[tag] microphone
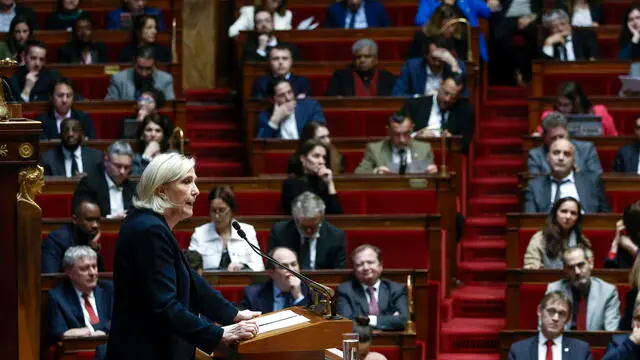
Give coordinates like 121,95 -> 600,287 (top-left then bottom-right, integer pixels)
231,221 -> 341,319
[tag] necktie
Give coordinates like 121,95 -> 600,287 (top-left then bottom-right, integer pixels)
219,247 -> 231,270
552,178 -> 570,204
366,286 -> 379,315
398,149 -> 407,175
348,10 -> 357,29
300,237 -> 311,269
545,339 -> 554,360
576,295 -> 587,330
441,109 -> 449,127
82,293 -> 100,325
70,153 -> 79,177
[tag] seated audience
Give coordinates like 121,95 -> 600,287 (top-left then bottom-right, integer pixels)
287,121 -> 344,175
355,113 -> 437,174
603,300 -> 640,359
605,201 -> 640,269
613,116 -> 640,173
0,0 -> 36,33
618,4 -> 640,60
400,74 -> 474,153
352,317 -> 388,360
10,40 -> 60,103
107,0 -> 165,30
556,0 -> 602,27
105,45 -> 175,100
268,191 -> 346,269
523,138 -> 610,213
251,45 -> 311,99
528,112 -> 602,174
540,9 -> 597,61
326,38 -> 396,97
546,247 -> 621,331
240,247 -> 308,312
74,140 -> 136,219
46,0 -> 86,31
189,186 -> 265,271
182,249 -> 204,276
228,0 -> 292,38
620,257 -> 640,331
408,5 -> 468,61
120,88 -> 171,139
535,82 -> 617,136
38,78 -> 97,140
242,7 -> 299,62
336,244 -> 408,331
58,14 -> 108,64
508,291 -> 593,358
257,79 -> 325,139
281,142 -> 343,215
392,36 -> 464,97
131,114 -> 173,176
41,118 -> 103,178
5,15 -> 33,62
42,197 -> 104,273
47,246 -> 113,360
325,0 -> 391,29
523,196 -> 591,269
119,14 -> 171,63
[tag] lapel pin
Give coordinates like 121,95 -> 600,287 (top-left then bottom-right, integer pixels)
564,348 -> 569,352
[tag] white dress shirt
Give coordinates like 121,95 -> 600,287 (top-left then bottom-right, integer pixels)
62,146 -> 83,177
104,172 -> 125,216
637,151 -> 640,174
550,172 -> 580,203
571,7 -> 593,27
55,109 -> 73,134
542,35 -> 576,61
228,6 -> 292,38
391,146 -> 413,165
256,36 -> 279,58
538,333 -> 563,360
0,4 -> 16,32
361,279 -> 381,327
344,4 -> 368,29
278,112 -> 299,139
74,288 -> 98,333
189,221 -> 265,271
424,65 -> 442,96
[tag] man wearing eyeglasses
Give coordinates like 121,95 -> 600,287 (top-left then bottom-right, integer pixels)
603,301 -> 640,359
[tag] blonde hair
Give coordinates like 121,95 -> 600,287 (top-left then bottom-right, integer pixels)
133,153 -> 196,214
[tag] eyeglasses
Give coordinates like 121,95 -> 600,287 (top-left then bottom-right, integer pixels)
210,207 -> 230,217
545,308 -> 569,319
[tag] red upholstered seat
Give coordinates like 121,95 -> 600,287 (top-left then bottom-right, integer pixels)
597,148 -> 616,172
326,110 -> 393,137
609,109 -> 640,135
217,285 -> 247,305
542,73 -> 626,96
608,190 -> 640,213
40,194 -> 73,218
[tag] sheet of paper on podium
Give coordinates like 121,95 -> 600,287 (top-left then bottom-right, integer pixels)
256,309 -> 310,334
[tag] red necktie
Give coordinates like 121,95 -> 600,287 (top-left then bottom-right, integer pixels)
577,296 -> 587,330
546,339 -> 554,360
366,286 -> 379,315
82,293 -> 100,325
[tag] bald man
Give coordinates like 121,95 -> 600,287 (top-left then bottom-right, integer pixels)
523,138 -> 610,213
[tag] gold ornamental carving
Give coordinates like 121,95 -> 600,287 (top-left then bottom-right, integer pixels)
16,165 -> 44,209
18,142 -> 34,159
0,143 -> 6,157
0,57 -> 18,121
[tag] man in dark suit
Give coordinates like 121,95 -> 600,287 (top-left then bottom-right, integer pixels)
613,116 -> 640,173
326,38 -> 396,97
10,40 -> 60,102
38,78 -> 97,140
603,302 -> 640,360
256,78 -> 326,139
251,45 -> 311,99
47,246 -> 114,360
540,9 -> 598,61
74,140 -> 136,219
507,291 -> 593,359
240,247 -> 309,313
523,138 -> 611,213
336,245 -> 408,331
400,74 -> 474,153
242,8 -> 299,62
41,118 -> 103,178
325,0 -> 391,29
267,192 -> 346,270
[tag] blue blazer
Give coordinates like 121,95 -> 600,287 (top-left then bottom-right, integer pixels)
613,142 -> 640,173
257,99 -> 326,138
251,74 -> 312,99
603,333 -> 640,359
37,109 -> 97,140
239,279 -> 310,313
42,224 -> 106,274
106,7 -> 166,30
105,210 -> 238,360
508,334 -> 593,360
325,0 -> 391,28
414,0 -> 490,61
391,58 -> 466,97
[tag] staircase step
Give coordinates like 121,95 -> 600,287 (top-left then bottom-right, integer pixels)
475,138 -> 523,157
485,86 -> 528,102
195,161 -> 244,177
468,196 -> 520,216
440,318 -> 505,353
469,177 -> 518,197
187,123 -> 241,141
464,216 -> 507,237
474,156 -> 524,176
478,120 -> 528,138
187,105 -> 237,123
451,285 -> 506,318
457,261 -> 507,283
438,353 -> 500,360
461,238 -> 506,261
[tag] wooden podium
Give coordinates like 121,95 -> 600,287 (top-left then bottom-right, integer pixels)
225,307 -> 352,360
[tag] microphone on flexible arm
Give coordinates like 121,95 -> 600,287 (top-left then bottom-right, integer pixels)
231,221 -> 342,320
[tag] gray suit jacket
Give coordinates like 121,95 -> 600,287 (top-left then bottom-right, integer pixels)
41,145 -> 104,177
508,334 -> 593,360
522,171 -> 611,213
104,68 -> 175,101
354,139 -> 434,174
545,277 -> 621,331
528,140 -> 602,175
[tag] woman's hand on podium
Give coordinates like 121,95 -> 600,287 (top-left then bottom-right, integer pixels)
221,320 -> 259,344
234,309 -> 262,322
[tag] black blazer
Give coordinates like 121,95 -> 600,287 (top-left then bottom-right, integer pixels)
9,65 -> 60,102
41,223 -> 106,273
522,171 -> 611,213
541,28 -> 599,60
73,164 -> 136,217
507,334 -> 593,360
105,210 -> 238,360
556,0 -> 602,24
613,142 -> 640,173
118,42 -> 172,63
242,33 -> 300,62
619,287 -> 638,331
41,144 -> 104,177
239,279 -> 310,313
400,95 -> 475,154
251,73 -> 312,98
336,278 -> 408,331
604,238 -> 640,269
267,219 -> 347,270
37,108 -> 97,140
58,41 -> 109,64
280,174 -> 344,215
325,67 -> 396,96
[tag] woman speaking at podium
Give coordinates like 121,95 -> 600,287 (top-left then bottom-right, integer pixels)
106,153 -> 260,360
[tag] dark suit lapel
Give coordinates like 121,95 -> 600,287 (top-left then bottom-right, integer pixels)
295,102 -> 305,134
574,173 -> 589,211
123,180 -> 135,210
44,113 -> 59,138
94,285 -> 106,326
63,281 -> 86,327
377,280 -> 389,313
529,336 -> 538,360
97,171 -> 111,214
541,177 -> 552,212
54,145 -> 67,176
259,281 -> 275,313
285,220 -> 302,254
314,226 -> 328,269
572,35 -> 582,60
420,96 -> 434,130
632,145 -> 640,173
352,280 -> 370,315
561,337 -> 570,360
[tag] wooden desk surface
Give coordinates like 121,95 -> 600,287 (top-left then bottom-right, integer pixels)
531,60 -> 631,97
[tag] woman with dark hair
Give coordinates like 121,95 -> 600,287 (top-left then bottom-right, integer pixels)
523,197 -> 592,269
7,15 -> 34,62
605,201 -> 640,269
121,88 -> 171,138
535,81 -> 618,135
107,0 -> 165,30
46,0 -> 86,30
131,113 -> 174,175
281,139 -> 343,215
118,14 -> 171,62
58,13 -> 107,64
287,121 -> 344,175
407,5 -> 468,60
353,317 -> 388,360
228,0 -> 292,38
619,4 -> 640,59
556,0 -> 602,26
189,186 -> 264,271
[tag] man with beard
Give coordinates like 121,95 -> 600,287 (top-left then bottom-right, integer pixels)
546,247 -> 620,331
58,13 -> 108,64
38,78 -> 97,140
242,7 -> 299,62
326,38 -> 396,97
251,45 -> 311,98
105,45 -> 175,100
41,118 -> 103,177
9,40 -> 60,102
42,197 -> 105,273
